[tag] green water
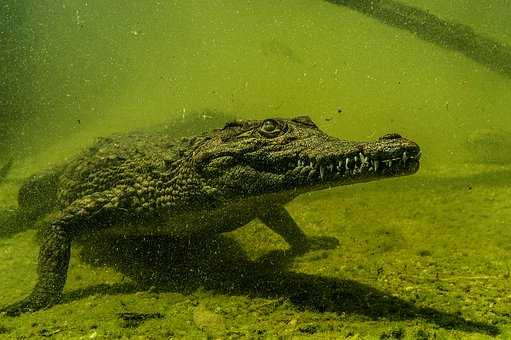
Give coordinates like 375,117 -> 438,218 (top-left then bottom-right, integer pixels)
1,1 -> 511,338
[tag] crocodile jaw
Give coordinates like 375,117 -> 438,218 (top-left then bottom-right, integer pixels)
193,117 -> 421,197
249,134 -> 421,191
284,143 -> 420,190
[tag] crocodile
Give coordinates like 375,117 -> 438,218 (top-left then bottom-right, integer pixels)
1,115 -> 420,315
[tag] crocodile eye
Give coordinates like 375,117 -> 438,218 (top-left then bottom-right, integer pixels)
260,119 -> 281,137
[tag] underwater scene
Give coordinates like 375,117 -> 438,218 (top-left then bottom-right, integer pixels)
1,1 -> 511,338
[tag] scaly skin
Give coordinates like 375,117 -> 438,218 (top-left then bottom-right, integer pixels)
1,116 -> 420,315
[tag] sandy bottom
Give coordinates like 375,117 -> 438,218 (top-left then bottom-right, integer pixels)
0,162 -> 510,339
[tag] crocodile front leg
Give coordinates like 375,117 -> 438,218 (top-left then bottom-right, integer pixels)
258,204 -> 339,255
3,222 -> 71,315
1,189 -> 128,316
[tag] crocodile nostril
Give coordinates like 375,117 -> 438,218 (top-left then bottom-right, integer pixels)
379,133 -> 402,140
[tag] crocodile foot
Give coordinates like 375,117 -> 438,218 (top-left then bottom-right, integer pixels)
256,236 -> 340,268
1,294 -> 60,316
305,235 -> 340,251
290,235 -> 340,255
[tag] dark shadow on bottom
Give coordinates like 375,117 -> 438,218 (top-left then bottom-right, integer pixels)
68,234 -> 499,336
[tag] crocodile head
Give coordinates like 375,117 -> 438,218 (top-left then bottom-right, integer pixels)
192,116 -> 420,198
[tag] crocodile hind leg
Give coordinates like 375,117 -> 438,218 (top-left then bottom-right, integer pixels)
258,204 -> 339,255
1,189 -> 127,315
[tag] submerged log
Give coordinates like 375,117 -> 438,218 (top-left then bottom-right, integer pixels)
326,0 -> 511,78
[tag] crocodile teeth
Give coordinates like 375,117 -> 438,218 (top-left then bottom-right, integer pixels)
374,160 -> 379,172
319,166 -> 325,180
345,158 -> 350,170
307,169 -> 317,180
402,151 -> 408,163
354,164 -> 362,174
300,167 -> 310,176
359,152 -> 369,168
327,164 -> 334,172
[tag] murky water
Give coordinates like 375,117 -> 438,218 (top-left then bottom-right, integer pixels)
1,1 -> 510,338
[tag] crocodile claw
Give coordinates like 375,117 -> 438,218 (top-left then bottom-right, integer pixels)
1,294 -> 59,316
304,236 -> 340,251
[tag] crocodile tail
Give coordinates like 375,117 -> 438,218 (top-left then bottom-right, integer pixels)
0,159 -> 13,184
1,160 -> 59,237
18,170 -> 60,215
